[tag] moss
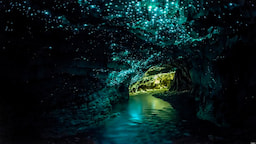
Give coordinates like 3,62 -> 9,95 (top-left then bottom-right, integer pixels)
144,66 -> 173,77
129,69 -> 175,93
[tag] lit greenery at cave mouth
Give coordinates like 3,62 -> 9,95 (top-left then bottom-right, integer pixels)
129,66 -> 175,94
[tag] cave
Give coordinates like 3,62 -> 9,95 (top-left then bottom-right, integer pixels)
1,0 -> 256,143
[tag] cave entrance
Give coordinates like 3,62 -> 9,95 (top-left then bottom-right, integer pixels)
128,65 -> 176,94
128,64 -> 192,95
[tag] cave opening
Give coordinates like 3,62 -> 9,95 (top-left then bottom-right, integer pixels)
128,65 -> 176,94
128,64 -> 192,95
97,64 -> 199,144
127,64 -> 196,124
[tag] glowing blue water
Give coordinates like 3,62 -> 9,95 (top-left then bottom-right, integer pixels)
95,92 -> 183,144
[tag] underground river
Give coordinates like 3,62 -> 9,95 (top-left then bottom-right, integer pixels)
93,91 -> 190,144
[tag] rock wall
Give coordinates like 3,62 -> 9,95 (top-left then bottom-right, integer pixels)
184,1 -> 256,126
0,36 -> 129,138
0,3 -> 129,138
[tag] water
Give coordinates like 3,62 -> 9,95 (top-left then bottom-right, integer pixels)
95,91 -> 185,144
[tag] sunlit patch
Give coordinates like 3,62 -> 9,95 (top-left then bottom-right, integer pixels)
129,66 -> 176,94
154,79 -> 160,84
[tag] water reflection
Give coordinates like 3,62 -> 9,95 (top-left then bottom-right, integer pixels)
128,97 -> 143,122
96,92 -> 180,144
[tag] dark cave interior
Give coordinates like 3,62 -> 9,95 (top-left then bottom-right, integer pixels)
1,0 -> 256,143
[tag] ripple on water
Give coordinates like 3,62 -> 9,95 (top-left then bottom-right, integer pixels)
95,92 -> 183,144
